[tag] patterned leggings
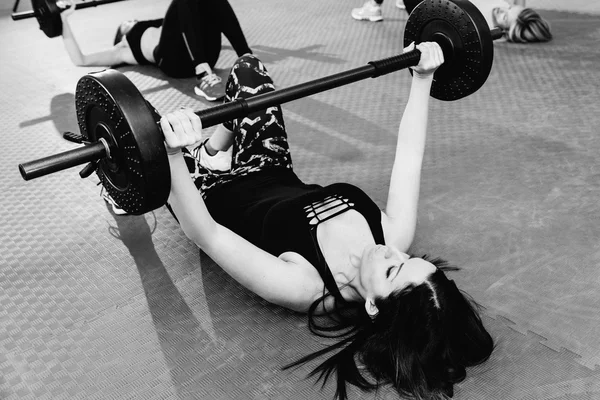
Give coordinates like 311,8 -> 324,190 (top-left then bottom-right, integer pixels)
182,55 -> 294,198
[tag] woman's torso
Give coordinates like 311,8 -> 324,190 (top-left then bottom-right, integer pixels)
123,19 -> 163,64
212,172 -> 388,301
140,26 -> 162,63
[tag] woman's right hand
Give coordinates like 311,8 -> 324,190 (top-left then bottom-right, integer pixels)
404,41 -> 444,77
57,0 -> 76,19
160,108 -> 204,155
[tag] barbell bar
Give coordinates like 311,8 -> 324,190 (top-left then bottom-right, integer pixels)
18,0 -> 503,215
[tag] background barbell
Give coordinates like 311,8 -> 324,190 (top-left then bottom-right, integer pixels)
12,0 -> 127,38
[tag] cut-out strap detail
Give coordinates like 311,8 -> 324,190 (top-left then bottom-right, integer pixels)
303,195 -> 355,226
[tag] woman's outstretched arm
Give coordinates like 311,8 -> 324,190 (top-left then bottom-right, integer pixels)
162,110 -> 321,312
383,42 -> 444,251
60,1 -> 135,67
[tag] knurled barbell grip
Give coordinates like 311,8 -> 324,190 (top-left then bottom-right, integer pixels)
369,29 -> 503,79
369,51 -> 422,78
19,141 -> 107,180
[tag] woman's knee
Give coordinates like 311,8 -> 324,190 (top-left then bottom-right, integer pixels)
225,54 -> 275,100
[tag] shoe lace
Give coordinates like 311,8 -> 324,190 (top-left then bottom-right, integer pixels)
202,73 -> 222,87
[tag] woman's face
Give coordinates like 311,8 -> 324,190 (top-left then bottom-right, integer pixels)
492,4 -> 524,30
359,245 -> 436,298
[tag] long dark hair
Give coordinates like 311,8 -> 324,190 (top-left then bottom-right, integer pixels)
284,257 -> 494,400
508,8 -> 552,43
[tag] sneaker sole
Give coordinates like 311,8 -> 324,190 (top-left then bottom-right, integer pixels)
351,14 -> 383,22
102,194 -> 128,215
194,86 -> 225,102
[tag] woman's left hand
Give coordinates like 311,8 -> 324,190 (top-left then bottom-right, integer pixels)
404,41 -> 445,77
57,0 -> 76,19
160,108 -> 204,155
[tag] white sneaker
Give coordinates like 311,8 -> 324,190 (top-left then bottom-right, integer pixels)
351,0 -> 383,22
194,73 -> 226,102
101,188 -> 128,215
199,143 -> 232,172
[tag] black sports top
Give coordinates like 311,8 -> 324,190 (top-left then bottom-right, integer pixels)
125,19 -> 163,65
205,169 -> 386,300
206,169 -> 385,301
261,181 -> 386,300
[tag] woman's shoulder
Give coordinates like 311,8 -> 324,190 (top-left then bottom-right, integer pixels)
322,182 -> 375,203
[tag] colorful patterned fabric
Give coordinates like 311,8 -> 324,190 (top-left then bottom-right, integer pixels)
183,55 -> 294,198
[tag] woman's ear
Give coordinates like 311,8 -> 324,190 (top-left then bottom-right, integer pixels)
365,297 -> 379,318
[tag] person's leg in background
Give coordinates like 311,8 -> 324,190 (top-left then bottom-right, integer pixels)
192,0 -> 253,101
351,0 -> 384,22
215,0 -> 252,60
154,0 -> 251,101
351,0 -> 408,22
189,0 -> 253,101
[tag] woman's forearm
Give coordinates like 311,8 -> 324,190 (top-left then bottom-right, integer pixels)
384,73 -> 434,247
207,125 -> 235,152
396,74 -> 434,158
61,17 -> 87,66
167,152 -> 218,248
61,15 -> 127,67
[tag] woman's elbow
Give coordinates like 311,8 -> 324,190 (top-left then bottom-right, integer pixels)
69,55 -> 89,67
183,228 -> 212,251
182,220 -> 220,251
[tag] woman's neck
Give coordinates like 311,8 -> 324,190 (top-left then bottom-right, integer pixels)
332,256 -> 367,302
316,209 -> 374,302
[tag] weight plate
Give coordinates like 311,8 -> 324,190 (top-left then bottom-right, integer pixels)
404,0 -> 494,101
75,69 -> 170,215
32,0 -> 63,38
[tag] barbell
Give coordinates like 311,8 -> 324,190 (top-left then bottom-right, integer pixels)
12,0 -> 127,38
18,0 -> 503,215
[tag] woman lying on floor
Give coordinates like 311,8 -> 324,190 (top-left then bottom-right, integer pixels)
352,0 -> 552,43
59,0 -> 252,101
157,43 -> 494,399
